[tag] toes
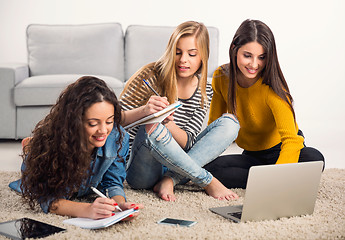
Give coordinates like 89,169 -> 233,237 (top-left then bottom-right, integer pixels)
161,194 -> 171,201
159,193 -> 176,202
168,194 -> 176,202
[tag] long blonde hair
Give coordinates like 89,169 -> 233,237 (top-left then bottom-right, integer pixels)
122,21 -> 210,106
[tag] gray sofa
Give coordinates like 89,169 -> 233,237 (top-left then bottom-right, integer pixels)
0,23 -> 219,139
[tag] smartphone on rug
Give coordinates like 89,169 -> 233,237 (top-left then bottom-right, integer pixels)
0,217 -> 65,240
157,218 -> 197,227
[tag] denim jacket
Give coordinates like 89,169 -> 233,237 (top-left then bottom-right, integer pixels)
9,126 -> 129,213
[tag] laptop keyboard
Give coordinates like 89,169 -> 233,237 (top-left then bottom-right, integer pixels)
227,211 -> 242,219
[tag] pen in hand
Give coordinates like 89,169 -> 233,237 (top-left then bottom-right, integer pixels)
143,79 -> 160,96
91,186 -> 122,212
143,78 -> 172,123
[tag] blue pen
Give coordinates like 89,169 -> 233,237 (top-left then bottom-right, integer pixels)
143,79 -> 160,96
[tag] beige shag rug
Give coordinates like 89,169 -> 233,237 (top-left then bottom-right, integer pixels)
0,169 -> 344,240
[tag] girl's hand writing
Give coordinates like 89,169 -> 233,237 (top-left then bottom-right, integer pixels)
87,197 -> 118,219
143,96 -> 169,116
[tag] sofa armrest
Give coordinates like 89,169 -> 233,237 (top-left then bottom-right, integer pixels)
0,63 -> 29,138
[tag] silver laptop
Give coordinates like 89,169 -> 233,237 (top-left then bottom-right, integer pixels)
209,161 -> 324,223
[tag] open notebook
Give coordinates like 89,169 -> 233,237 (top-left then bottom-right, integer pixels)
63,208 -> 138,229
124,101 -> 182,130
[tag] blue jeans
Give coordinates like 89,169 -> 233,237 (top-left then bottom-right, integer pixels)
126,115 -> 240,189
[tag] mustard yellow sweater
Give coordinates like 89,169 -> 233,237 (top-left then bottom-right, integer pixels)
208,66 -> 304,164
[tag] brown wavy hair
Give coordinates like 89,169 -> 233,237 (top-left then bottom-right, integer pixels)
228,19 -> 295,119
20,76 -> 124,210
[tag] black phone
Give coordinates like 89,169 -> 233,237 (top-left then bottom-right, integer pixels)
0,218 -> 65,240
157,218 -> 197,227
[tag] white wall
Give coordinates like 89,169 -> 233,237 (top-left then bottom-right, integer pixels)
0,0 -> 344,168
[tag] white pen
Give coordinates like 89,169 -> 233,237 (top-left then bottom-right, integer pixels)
91,186 -> 122,212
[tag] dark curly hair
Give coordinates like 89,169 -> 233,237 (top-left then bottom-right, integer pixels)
20,76 -> 124,210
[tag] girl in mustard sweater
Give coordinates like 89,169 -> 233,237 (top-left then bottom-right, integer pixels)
204,19 -> 324,188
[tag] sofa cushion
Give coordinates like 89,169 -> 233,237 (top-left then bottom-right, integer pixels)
14,75 -> 124,106
27,23 -> 125,81
124,25 -> 219,80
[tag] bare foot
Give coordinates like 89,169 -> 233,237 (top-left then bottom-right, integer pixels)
204,177 -> 239,200
153,177 -> 176,201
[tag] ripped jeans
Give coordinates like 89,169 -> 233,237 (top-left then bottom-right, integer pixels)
126,115 -> 240,189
